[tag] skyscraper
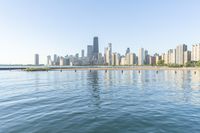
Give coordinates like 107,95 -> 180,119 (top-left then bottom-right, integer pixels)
130,53 -> 136,65
87,45 -> 93,59
191,44 -> 200,61
176,44 -> 187,65
112,53 -> 116,66
138,48 -> 144,65
53,54 -> 57,65
116,53 -> 121,66
47,55 -> 52,66
105,43 -> 112,65
93,36 -> 99,60
34,54 -> 39,66
168,49 -> 176,64
81,49 -> 84,58
145,50 -> 149,64
184,51 -> 191,64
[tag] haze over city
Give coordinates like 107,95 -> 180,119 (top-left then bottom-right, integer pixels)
1,0 -> 200,64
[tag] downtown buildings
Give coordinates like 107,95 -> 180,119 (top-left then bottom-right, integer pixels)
36,36 -> 200,66
34,54 -> 39,66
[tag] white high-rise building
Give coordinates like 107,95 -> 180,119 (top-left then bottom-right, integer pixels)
168,49 -> 173,64
163,53 -> 169,65
191,44 -> 200,61
176,44 -> 187,65
34,54 -> 39,66
120,57 -> 126,65
60,56 -> 67,66
138,48 -> 145,65
155,55 -> 161,65
168,49 -> 176,64
105,43 -> 112,65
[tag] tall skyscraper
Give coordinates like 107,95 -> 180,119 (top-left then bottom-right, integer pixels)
93,36 -> 99,59
34,54 -> 39,66
138,48 -> 145,65
87,45 -> 93,59
176,44 -> 187,65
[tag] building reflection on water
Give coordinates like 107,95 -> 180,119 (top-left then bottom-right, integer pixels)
85,69 -> 200,106
87,70 -> 101,107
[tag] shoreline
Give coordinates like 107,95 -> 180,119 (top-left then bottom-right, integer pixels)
1,66 -> 200,71
52,66 -> 200,71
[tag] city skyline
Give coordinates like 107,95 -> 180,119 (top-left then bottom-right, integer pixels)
40,36 -> 199,67
1,0 -> 200,64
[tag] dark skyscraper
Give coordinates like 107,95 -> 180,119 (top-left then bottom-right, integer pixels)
93,36 -> 99,59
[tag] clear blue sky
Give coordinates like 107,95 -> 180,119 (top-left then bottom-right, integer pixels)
0,0 -> 200,64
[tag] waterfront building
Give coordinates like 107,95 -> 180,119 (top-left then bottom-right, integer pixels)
120,56 -> 126,65
112,53 -> 116,66
155,55 -> 161,65
176,44 -> 187,65
138,48 -> 145,65
105,43 -> 112,65
47,55 -> 52,66
144,50 -> 149,64
116,53 -> 121,66
97,53 -> 104,65
168,49 -> 176,64
130,53 -> 136,65
164,52 -> 169,64
191,44 -> 200,61
149,56 -> 156,65
81,49 -> 84,58
87,45 -> 93,60
184,51 -> 191,64
161,53 -> 165,61
93,36 -> 99,60
60,56 -> 66,66
34,54 -> 39,66
125,53 -> 130,65
53,54 -> 57,65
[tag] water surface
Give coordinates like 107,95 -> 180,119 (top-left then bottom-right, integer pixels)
0,70 -> 200,133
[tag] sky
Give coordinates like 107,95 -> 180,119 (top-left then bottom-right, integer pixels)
0,0 -> 200,64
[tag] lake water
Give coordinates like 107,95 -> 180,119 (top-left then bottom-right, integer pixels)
0,70 -> 200,133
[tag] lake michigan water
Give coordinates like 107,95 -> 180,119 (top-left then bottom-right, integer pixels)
0,70 -> 200,133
